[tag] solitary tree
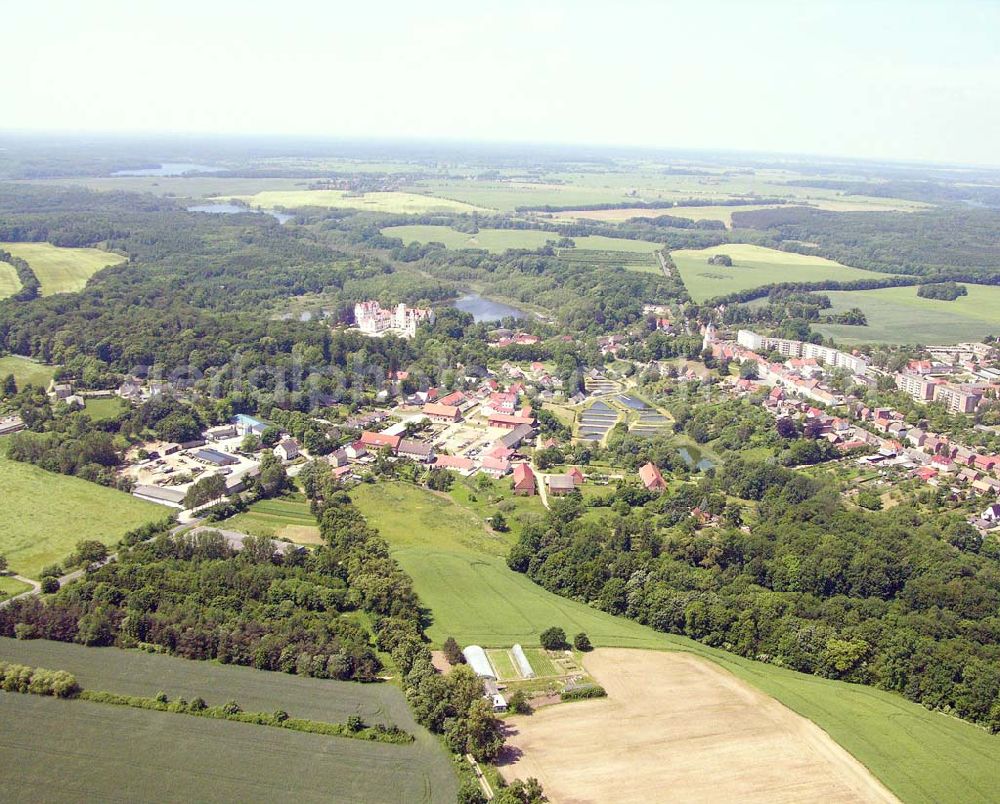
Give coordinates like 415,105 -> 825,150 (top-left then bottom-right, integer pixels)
573,632 -> 593,652
443,636 -> 464,665
539,627 -> 567,650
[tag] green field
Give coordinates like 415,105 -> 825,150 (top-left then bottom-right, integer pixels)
384,225 -> 560,252
814,283 -> 1000,345
218,189 -> 486,214
671,243 -> 880,302
0,638 -> 456,803
0,242 -> 127,295
222,493 -> 321,543
0,453 -> 166,579
80,396 -> 128,421
557,249 -> 661,275
0,355 -> 56,390
0,261 -> 20,299
351,480 -> 1000,804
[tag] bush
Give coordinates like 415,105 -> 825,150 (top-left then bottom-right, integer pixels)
539,627 -> 567,650
346,715 -> 364,732
40,577 -> 60,594
507,688 -> 533,715
573,632 -> 592,652
560,684 -> 607,702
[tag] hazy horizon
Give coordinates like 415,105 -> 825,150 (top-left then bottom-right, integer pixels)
7,0 -> 1000,166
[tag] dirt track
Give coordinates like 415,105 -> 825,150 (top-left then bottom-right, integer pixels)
499,648 -> 898,804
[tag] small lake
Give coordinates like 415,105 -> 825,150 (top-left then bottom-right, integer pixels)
187,203 -> 293,224
452,293 -> 527,322
678,446 -> 715,472
112,162 -> 221,176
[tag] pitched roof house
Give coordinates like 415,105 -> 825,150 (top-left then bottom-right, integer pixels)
639,462 -> 666,491
512,463 -> 536,495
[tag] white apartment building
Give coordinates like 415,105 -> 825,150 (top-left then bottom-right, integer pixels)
896,373 -> 935,401
736,330 -> 868,375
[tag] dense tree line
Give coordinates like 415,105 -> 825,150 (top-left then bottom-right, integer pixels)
0,249 -> 40,301
917,281 -> 968,301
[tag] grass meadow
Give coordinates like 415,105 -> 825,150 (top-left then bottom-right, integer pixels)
0,242 -> 127,295
0,638 -> 456,803
0,452 -> 165,579
219,189 -> 485,214
814,283 -> 1000,345
0,355 -> 56,389
222,493 -> 321,543
0,576 -> 32,599
671,243 -> 880,302
0,262 -> 20,299
350,480 -> 1000,804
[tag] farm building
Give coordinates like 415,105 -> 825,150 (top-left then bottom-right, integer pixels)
234,414 -> 268,437
132,485 -> 187,508
205,424 -> 237,441
434,454 -> 476,473
547,475 -> 576,496
193,448 -> 240,466
511,644 -> 535,678
499,422 -> 536,450
423,402 -> 462,423
512,462 -> 536,495
462,645 -> 497,679
360,431 -> 402,452
398,439 -> 435,462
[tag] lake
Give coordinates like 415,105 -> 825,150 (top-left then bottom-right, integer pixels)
112,162 -> 221,176
678,446 -> 715,472
187,203 -> 293,224
452,293 -> 527,322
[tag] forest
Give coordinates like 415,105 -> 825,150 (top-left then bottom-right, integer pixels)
507,459 -> 1000,731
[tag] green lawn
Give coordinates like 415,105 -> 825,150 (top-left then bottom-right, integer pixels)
0,242 -> 127,295
814,283 -> 1000,345
0,261 -> 20,299
0,355 -> 56,390
0,452 -> 166,579
218,189 -> 486,214
81,396 -> 129,422
350,480 -> 1000,804
671,243 -> 881,302
0,576 -> 32,599
222,493 -> 321,543
485,649 -> 517,680
0,638 -> 456,803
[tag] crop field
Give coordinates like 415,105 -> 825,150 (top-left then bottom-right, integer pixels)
0,355 -> 56,389
20,176 -> 314,198
222,493 -> 321,544
0,639 -> 456,803
0,453 -> 165,579
218,189 -> 486,214
0,242 -> 127,295
384,225 -> 559,252
351,480 -> 1000,803
501,649 -> 896,804
557,249 -> 661,275
671,243 -> 879,302
814,284 -> 1000,345
554,204 -> 789,225
0,262 -> 20,299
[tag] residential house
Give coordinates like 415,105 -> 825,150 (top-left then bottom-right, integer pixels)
274,438 -> 300,462
345,440 -> 368,460
479,455 -> 511,478
360,431 -> 402,453
547,475 -> 576,496
423,402 -> 462,423
434,454 -> 475,473
398,439 -> 434,462
639,462 -> 666,491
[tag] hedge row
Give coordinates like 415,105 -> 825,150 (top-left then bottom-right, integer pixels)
560,685 -> 607,701
78,690 -> 412,744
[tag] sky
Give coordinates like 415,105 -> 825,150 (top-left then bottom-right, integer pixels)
5,0 -> 1000,165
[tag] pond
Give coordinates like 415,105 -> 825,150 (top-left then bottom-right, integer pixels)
452,293 -> 527,322
187,203 -> 293,224
678,446 -> 715,472
112,162 -> 221,176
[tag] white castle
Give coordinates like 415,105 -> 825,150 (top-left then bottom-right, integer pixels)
354,300 -> 434,339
